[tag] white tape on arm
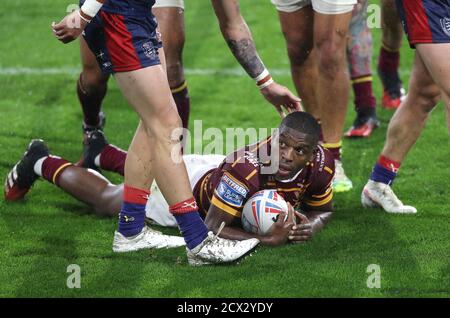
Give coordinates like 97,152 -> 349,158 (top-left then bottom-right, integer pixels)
80,0 -> 104,19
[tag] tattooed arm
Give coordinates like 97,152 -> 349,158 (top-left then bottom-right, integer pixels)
211,0 -> 302,116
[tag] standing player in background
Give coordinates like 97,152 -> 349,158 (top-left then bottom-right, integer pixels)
377,0 -> 406,110
271,0 -> 356,192
362,0 -> 450,213
345,0 -> 379,138
78,0 -> 302,144
51,0 -> 260,265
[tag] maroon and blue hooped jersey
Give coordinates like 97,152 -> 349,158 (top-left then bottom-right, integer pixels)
80,0 -> 161,74
396,0 -> 450,47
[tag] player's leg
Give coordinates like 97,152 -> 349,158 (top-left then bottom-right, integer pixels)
80,130 -> 126,176
377,0 -> 405,109
115,67 -> 259,263
345,0 -> 379,138
3,139 -> 120,217
87,10 -> 258,261
153,2 -> 190,129
78,37 -> 109,132
3,139 -> 185,248
312,0 -> 355,192
276,4 -> 319,119
415,43 -> 450,133
362,52 -> 441,213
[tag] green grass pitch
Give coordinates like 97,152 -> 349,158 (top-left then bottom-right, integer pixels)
0,0 -> 449,297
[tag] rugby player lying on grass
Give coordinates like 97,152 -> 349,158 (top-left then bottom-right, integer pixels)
5,112 -> 334,246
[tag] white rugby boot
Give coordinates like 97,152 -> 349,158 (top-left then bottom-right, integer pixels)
113,226 -> 186,252
361,180 -> 417,214
187,223 -> 260,266
332,160 -> 353,193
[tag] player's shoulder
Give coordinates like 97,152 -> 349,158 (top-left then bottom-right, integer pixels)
222,150 -> 262,184
312,145 -> 335,177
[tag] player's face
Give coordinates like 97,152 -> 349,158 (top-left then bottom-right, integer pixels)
275,126 -> 316,181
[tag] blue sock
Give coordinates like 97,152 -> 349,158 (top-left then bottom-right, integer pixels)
118,185 -> 148,237
174,213 -> 208,250
370,163 -> 397,185
170,198 -> 208,250
118,201 -> 146,237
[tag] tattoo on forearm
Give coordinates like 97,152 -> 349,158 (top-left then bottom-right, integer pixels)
227,38 -> 265,78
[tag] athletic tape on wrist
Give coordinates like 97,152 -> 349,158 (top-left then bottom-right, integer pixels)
81,0 -> 103,18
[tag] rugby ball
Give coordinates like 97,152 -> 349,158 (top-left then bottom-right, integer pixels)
241,190 -> 288,235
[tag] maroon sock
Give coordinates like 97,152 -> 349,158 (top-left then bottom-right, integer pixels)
171,82 -> 190,129
42,156 -> 72,186
378,46 -> 400,75
352,77 -> 376,112
99,144 -> 126,176
77,74 -> 107,127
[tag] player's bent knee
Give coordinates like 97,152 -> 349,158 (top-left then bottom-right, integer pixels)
165,61 -> 185,88
144,107 -> 183,139
80,71 -> 109,95
416,86 -> 441,112
286,44 -> 313,66
316,44 -> 346,77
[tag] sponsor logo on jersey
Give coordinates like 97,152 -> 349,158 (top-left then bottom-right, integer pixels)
216,174 -> 248,207
244,151 -> 260,168
440,18 -> 450,37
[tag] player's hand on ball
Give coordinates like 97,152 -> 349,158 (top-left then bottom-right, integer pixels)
266,202 -> 296,246
260,82 -> 302,118
52,10 -> 88,44
289,210 -> 313,243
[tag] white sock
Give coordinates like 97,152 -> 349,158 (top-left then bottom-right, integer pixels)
33,157 -> 47,177
94,154 -> 101,168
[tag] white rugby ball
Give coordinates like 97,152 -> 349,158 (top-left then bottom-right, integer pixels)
241,190 -> 288,235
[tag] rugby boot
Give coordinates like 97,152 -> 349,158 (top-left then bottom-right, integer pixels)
361,180 -> 417,213
112,226 -> 186,252
187,222 -> 260,266
4,139 -> 49,201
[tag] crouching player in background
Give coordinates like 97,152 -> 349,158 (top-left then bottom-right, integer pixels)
5,112 -> 334,248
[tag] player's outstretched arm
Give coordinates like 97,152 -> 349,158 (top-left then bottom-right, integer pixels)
289,202 -> 333,243
52,0 -> 105,44
204,203 -> 295,246
211,0 -> 302,117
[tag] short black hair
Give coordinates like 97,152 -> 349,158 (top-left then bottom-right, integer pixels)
280,111 -> 321,144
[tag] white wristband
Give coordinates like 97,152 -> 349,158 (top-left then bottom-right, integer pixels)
258,78 -> 274,90
81,0 -> 103,18
253,68 -> 269,82
77,10 -> 91,23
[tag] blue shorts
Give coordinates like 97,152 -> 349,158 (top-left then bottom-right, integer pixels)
82,10 -> 162,74
396,0 -> 450,48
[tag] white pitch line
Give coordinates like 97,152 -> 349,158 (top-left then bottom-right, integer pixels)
0,67 -> 291,77
0,66 -> 411,77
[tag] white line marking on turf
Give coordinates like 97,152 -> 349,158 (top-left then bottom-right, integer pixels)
0,67 -> 290,76
0,67 -> 411,77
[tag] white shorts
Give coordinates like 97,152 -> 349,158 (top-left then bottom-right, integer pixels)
153,0 -> 185,9
271,0 -> 356,14
145,154 -> 225,228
